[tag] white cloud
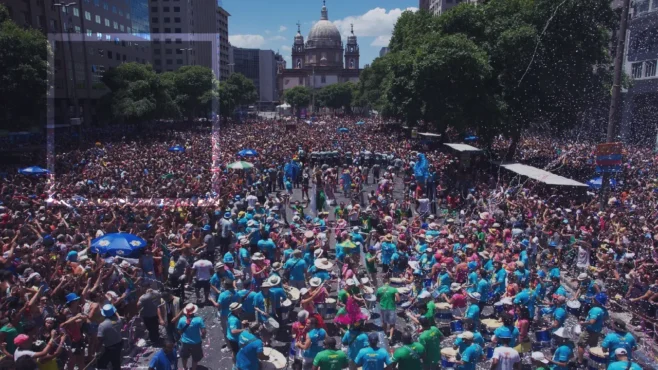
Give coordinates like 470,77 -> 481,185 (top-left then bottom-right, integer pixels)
268,35 -> 286,42
370,35 -> 391,47
265,30 -> 271,35
281,45 -> 292,52
279,26 -> 287,33
229,34 -> 266,49
333,7 -> 418,44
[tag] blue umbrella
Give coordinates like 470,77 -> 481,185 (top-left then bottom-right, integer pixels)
238,149 -> 259,157
356,121 -> 365,125
464,136 -> 478,142
168,145 -> 185,152
338,128 -> 349,133
587,177 -> 617,190
18,166 -> 50,176
90,233 -> 147,256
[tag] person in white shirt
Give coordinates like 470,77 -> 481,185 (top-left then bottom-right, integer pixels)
192,254 -> 213,303
246,193 -> 258,209
491,333 -> 521,370
415,191 -> 430,219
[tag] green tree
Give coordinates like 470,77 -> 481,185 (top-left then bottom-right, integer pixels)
173,65 -> 214,121
318,82 -> 354,112
353,55 -> 394,115
217,73 -> 257,121
283,86 -> 311,117
0,4 -> 50,131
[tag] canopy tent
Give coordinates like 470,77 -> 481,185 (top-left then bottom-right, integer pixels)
587,177 -> 618,189
276,103 -> 291,109
500,163 -> 588,187
418,132 -> 442,138
18,166 -> 50,176
443,143 -> 483,152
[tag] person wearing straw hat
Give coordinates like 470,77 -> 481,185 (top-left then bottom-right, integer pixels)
453,329 -> 482,370
530,351 -> 550,370
607,348 -> 642,370
309,257 -> 333,282
227,302 -> 246,362
262,275 -> 287,323
577,292 -> 609,365
96,304 -> 124,370
380,234 -> 396,275
177,303 -> 206,370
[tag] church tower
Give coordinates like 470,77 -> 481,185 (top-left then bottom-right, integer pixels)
292,22 -> 305,69
344,24 -> 360,70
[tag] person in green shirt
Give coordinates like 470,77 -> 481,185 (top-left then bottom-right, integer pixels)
376,276 -> 399,341
313,337 -> 349,370
365,246 -> 379,286
392,332 -> 425,370
531,351 -> 551,370
418,317 -> 443,370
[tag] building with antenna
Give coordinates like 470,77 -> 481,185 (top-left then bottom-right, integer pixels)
278,1 -> 361,110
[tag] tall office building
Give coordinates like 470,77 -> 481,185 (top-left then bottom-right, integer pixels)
149,0 -> 228,78
233,47 -> 278,110
3,0 -> 152,125
379,47 -> 390,57
621,0 -> 658,143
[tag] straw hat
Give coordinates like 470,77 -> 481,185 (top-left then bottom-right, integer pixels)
450,283 -> 462,292
384,234 -> 393,242
184,303 -> 199,315
229,302 -> 242,312
309,277 -> 322,287
268,275 -> 282,286
314,258 -> 334,270
252,252 -> 265,261
304,231 -> 315,239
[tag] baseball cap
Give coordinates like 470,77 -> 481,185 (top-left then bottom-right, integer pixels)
531,352 -> 549,364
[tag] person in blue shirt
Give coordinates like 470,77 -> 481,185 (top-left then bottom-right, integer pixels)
601,319 -> 637,362
577,292 -> 609,364
226,303 -> 245,361
436,264 -> 452,294
491,260 -> 507,300
299,317 -> 327,368
513,288 -> 535,320
607,348 -> 642,370
492,314 -> 520,348
458,292 -> 481,329
237,279 -> 257,321
236,322 -> 270,370
342,321 -> 369,367
550,329 -> 574,370
476,269 -> 491,307
257,236 -> 277,261
380,234 -> 397,274
454,333 -> 482,370
262,276 -> 287,322
350,226 -> 365,245
453,320 -> 485,351
148,340 -> 178,370
177,304 -> 206,370
355,332 -> 392,370
217,281 -> 238,342
284,250 -> 308,289
550,296 -> 568,331
466,263 -> 478,293
513,261 -> 530,288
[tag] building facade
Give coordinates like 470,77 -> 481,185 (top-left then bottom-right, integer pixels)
278,2 -> 360,109
149,0 -> 228,78
232,47 -> 278,110
379,47 -> 390,57
3,0 -> 152,125
621,0 -> 658,144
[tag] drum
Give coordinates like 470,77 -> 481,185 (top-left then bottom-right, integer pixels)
440,348 -> 457,370
390,277 -> 405,286
286,286 -> 301,304
493,301 -> 505,315
567,300 -> 581,317
397,287 -> 411,304
481,319 -> 503,342
534,328 -> 551,348
481,305 -> 495,318
281,299 -> 293,321
324,298 -> 337,319
263,317 -> 280,333
423,278 -> 433,289
450,320 -> 463,334
588,347 -> 608,370
234,269 -> 244,279
400,301 -> 413,312
364,293 -> 377,303
363,286 -> 374,295
264,347 -> 287,370
435,302 -> 453,324
486,346 -> 495,359
360,307 -> 371,321
289,340 -> 301,360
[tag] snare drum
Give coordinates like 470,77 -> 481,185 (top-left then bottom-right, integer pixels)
440,348 -> 457,370
534,328 -> 551,348
566,300 -> 581,317
486,346 -> 495,359
400,301 -> 413,313
588,347 -> 608,370
324,298 -> 337,320
450,320 -> 463,334
263,317 -> 280,333
423,278 -> 433,289
435,302 -> 452,324
360,307 -> 371,321
493,301 -> 505,315
286,286 -> 301,305
397,287 -> 411,304
390,277 -> 405,286
289,340 -> 301,360
281,299 -> 293,321
481,319 -> 503,342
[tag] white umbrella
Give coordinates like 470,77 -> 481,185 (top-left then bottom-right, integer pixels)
227,161 -> 254,170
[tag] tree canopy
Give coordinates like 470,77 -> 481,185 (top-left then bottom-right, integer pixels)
283,86 -> 311,117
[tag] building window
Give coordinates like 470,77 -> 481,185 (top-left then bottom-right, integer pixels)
174,17 -> 181,22
152,27 -> 159,33
111,5 -> 116,13
151,6 -> 158,12
97,32 -> 102,39
321,75 -> 326,83
126,13 -> 130,19
85,11 -> 91,20
75,26 -> 81,33
120,25 -> 124,31
151,17 -> 158,23
95,15 -> 101,24
113,21 -> 118,29
175,38 -> 182,44
175,27 -> 181,33
86,29 -> 92,36
163,7 -> 170,12
176,49 -> 182,54
107,51 -> 113,59
116,53 -> 120,60
93,0 -> 99,6
165,38 -> 171,44
106,35 -> 111,40
632,62 -> 643,79
165,48 -> 172,54
154,59 -> 161,65
177,59 -> 183,64
645,60 -> 657,78
73,8 -> 79,16
166,59 -> 173,65
164,17 -> 170,22
299,77 -> 303,85
103,2 -> 108,10
174,6 -> 180,12
164,27 -> 171,33
104,18 -> 109,26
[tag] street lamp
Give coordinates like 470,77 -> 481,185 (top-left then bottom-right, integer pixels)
178,48 -> 193,66
53,1 -> 80,126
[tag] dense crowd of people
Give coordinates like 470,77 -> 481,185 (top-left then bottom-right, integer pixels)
0,116 -> 656,370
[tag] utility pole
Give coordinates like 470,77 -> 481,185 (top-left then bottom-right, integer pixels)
601,0 -> 631,210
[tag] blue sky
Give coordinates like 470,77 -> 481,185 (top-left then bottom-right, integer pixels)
224,0 -> 418,67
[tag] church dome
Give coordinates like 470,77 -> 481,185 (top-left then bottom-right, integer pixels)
308,20 -> 341,43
